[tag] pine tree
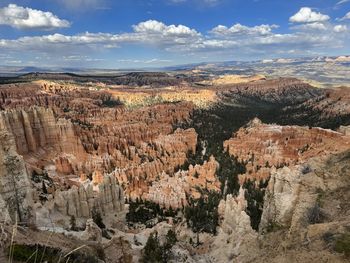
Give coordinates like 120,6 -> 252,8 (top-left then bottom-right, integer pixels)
70,215 -> 77,231
92,208 -> 106,229
141,232 -> 162,263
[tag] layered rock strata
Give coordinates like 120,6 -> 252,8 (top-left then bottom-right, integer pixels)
146,156 -> 220,208
224,118 -> 350,182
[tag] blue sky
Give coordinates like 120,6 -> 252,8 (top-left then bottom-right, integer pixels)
0,0 -> 350,68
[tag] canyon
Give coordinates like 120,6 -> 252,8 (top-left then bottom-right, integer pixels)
0,72 -> 350,262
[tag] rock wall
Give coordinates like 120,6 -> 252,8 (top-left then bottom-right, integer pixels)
0,106 -> 85,156
0,131 -> 33,224
52,174 -> 124,218
210,188 -> 259,262
34,174 -> 125,228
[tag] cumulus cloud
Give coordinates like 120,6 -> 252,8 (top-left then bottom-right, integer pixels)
0,16 -> 349,66
289,7 -> 330,23
0,4 -> 70,30
133,20 -> 200,37
0,20 -> 201,51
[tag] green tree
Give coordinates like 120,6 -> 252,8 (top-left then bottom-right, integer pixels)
92,208 -> 106,229
140,232 -> 163,263
70,215 -> 77,231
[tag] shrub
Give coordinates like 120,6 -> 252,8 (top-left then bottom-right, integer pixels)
92,208 -> 106,229
307,204 -> 326,224
70,215 -> 78,231
126,199 -> 178,226
334,233 -> 350,257
7,244 -> 102,263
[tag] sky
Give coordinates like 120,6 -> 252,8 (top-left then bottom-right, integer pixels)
0,0 -> 350,68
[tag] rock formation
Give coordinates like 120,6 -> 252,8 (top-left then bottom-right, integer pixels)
147,156 -> 220,208
224,118 -> 350,183
48,174 -> 124,219
0,130 -> 33,224
210,188 -> 259,262
219,78 -> 321,105
81,219 -> 102,242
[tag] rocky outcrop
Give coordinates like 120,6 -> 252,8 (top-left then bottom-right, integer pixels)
147,156 -> 220,208
259,165 -> 323,233
0,131 -> 33,224
81,219 -> 102,242
210,188 -> 259,262
111,128 -> 198,202
0,106 -> 85,156
248,150 -> 350,263
52,174 -> 124,218
207,150 -> 350,263
224,118 -> 350,183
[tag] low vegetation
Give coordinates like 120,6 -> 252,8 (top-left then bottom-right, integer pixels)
126,199 -> 179,227
334,233 -> 350,257
184,191 -> 220,234
7,244 -> 103,263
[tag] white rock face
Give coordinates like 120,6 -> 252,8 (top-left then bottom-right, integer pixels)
210,188 -> 259,262
0,131 -> 33,224
50,174 -> 124,219
259,166 -> 301,230
259,165 -> 324,234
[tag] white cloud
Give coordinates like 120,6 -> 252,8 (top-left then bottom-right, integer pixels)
336,0 -> 350,5
0,18 -> 349,65
340,11 -> 350,20
133,20 -> 200,37
117,58 -> 172,64
334,24 -> 348,32
211,23 -> 279,36
0,4 -> 70,30
289,7 -> 330,23
291,22 -> 328,31
0,20 -> 202,51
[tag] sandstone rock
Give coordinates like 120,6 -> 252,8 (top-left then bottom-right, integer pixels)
103,236 -> 133,263
82,219 -> 102,242
224,118 -> 350,183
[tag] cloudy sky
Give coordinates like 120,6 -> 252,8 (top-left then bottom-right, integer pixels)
0,0 -> 349,68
